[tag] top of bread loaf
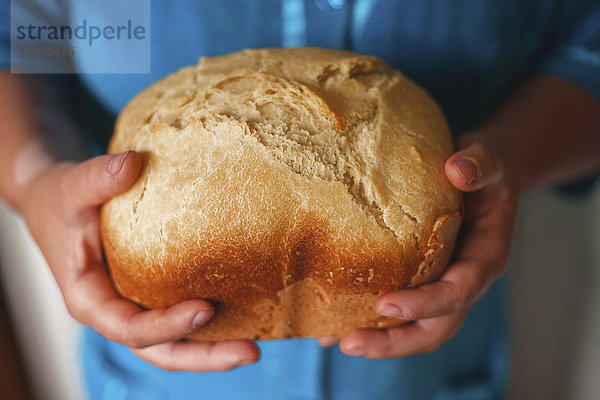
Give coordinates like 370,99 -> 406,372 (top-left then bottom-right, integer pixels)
101,48 -> 462,339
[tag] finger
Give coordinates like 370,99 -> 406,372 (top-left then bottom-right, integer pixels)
131,340 -> 261,372
62,151 -> 141,210
376,189 -> 515,322
376,190 -> 514,323
375,259 -> 488,321
339,311 -> 468,359
316,337 -> 340,347
444,143 -> 501,192
65,264 -> 216,348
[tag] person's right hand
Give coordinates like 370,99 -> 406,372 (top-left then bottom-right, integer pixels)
18,150 -> 260,371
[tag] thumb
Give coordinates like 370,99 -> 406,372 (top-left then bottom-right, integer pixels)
444,143 -> 502,192
63,151 -> 142,209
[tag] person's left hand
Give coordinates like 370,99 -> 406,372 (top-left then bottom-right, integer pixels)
319,138 -> 519,357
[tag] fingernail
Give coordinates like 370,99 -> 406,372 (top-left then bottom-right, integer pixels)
191,309 -> 214,329
108,152 -> 129,175
452,158 -> 478,185
377,303 -> 405,319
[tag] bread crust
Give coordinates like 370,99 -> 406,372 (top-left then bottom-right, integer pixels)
100,48 -> 463,340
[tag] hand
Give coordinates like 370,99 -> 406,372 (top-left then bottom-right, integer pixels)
19,151 -> 260,371
331,138 -> 519,358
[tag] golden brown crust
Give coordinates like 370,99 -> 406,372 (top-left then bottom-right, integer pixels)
100,48 -> 463,340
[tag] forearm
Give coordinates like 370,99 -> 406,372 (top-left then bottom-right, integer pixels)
0,71 -> 57,211
468,75 -> 600,193
0,71 -> 92,212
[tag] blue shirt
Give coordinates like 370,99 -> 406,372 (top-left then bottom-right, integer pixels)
2,1 -> 600,399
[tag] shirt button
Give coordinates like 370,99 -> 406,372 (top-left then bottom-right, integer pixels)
314,0 -> 346,11
102,378 -> 129,400
327,0 -> 345,9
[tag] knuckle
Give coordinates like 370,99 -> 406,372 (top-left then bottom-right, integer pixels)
366,338 -> 392,359
444,282 -> 470,314
123,327 -> 148,349
420,332 -> 450,354
403,304 -> 422,320
153,360 -> 180,373
367,346 -> 390,360
371,331 -> 397,359
105,327 -> 127,345
494,260 -> 509,277
64,297 -> 86,323
96,314 -> 144,347
92,318 -> 129,345
422,339 -> 444,354
470,142 -> 495,165
458,270 -> 487,308
446,299 -> 465,315
459,286 -> 478,309
132,349 -> 178,372
62,286 -> 93,324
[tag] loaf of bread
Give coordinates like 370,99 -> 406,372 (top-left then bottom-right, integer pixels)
100,48 -> 462,341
